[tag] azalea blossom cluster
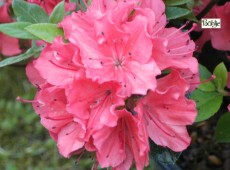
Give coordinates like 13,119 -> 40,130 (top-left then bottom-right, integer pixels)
26,0 -> 198,169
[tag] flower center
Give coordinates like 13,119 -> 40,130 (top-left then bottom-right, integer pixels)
114,59 -> 123,67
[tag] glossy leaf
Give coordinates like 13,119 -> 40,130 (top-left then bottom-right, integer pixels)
164,0 -> 192,6
12,0 -> 49,23
25,23 -> 64,43
0,47 -> 42,68
215,113 -> 230,142
186,0 -> 195,9
213,62 -> 228,90
0,22 -> 38,39
181,12 -> 199,22
198,64 -> 216,92
190,89 -> 223,122
165,7 -> 191,20
71,0 -> 87,11
49,1 -> 65,24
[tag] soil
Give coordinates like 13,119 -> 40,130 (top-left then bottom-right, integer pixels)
177,114 -> 230,170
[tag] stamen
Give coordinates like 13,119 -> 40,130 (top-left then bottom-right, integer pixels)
151,24 -> 165,36
167,23 -> 197,40
164,21 -> 189,38
76,150 -> 85,163
190,75 -> 216,85
16,96 -> 36,103
91,161 -> 99,170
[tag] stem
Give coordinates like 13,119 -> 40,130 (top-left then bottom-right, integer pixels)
185,0 -> 219,31
196,0 -> 220,20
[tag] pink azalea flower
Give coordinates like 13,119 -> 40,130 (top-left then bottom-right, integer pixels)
210,2 -> 230,51
57,121 -> 86,158
32,86 -> 86,157
31,37 -> 84,87
140,0 -> 167,35
179,69 -> 200,91
60,0 -> 161,97
0,33 -> 21,56
136,70 -> 197,152
92,109 -> 149,170
0,2 -> 11,23
66,78 -> 124,130
0,2 -> 21,56
194,1 -> 230,51
152,26 -> 198,74
26,61 -> 47,89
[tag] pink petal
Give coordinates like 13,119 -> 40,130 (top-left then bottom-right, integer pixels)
125,14 -> 153,63
93,125 -> 126,168
140,0 -> 166,35
93,109 -> 149,169
0,4 -> 11,23
32,87 -> 69,118
0,33 -> 21,56
152,27 -> 198,74
140,0 -> 165,21
195,30 -> 210,52
41,115 -> 72,134
113,148 -> 133,170
137,71 -> 197,151
147,118 -> 191,152
33,38 -> 83,87
67,79 -> 123,128
210,3 -> 230,51
26,61 -> 46,88
57,122 -> 86,158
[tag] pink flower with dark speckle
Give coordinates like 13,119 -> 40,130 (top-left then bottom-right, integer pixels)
26,0 -> 199,169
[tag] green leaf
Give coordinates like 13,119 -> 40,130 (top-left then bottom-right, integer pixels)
180,12 -> 199,22
71,0 -> 87,11
190,89 -> 223,122
198,64 -> 216,92
49,1 -> 65,23
164,0 -> 192,6
87,0 -> 92,6
215,113 -> 230,142
0,22 -> 39,39
186,0 -> 195,10
213,62 -> 228,91
12,0 -> 49,23
25,23 -> 64,43
165,7 -> 191,20
0,47 -> 42,68
150,141 -> 181,164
